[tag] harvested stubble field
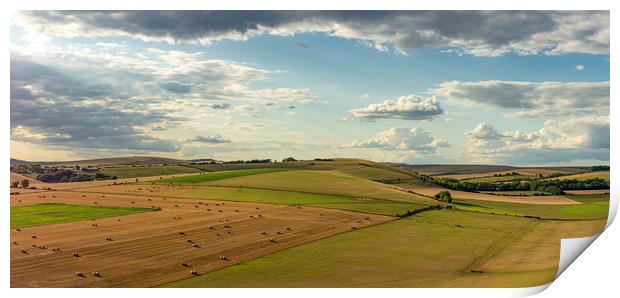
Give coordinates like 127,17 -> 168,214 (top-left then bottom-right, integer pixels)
11,189 -> 392,287
550,171 -> 610,181
99,165 -> 203,179
162,210 -> 606,288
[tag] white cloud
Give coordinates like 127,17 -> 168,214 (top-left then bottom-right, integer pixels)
576,65 -> 586,71
434,80 -> 609,118
344,127 -> 448,153
465,116 -> 609,163
466,122 -> 504,140
349,95 -> 444,121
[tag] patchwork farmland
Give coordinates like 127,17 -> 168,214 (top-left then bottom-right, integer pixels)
10,158 -> 610,287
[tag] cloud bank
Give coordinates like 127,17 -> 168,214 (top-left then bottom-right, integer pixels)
14,11 -> 609,57
435,80 -> 609,118
344,127 -> 448,153
465,116 -> 609,163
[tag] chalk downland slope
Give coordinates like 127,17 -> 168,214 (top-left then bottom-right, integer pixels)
202,170 -> 438,206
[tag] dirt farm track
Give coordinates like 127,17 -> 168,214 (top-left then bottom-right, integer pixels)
11,190 -> 392,287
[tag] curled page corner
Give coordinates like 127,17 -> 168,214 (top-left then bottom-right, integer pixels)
555,234 -> 600,279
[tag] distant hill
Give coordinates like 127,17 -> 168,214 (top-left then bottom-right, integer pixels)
395,164 -> 517,175
392,163 -> 588,176
10,158 -> 30,166
10,156 -> 187,166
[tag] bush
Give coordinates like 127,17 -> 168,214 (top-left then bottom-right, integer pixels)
434,190 -> 453,203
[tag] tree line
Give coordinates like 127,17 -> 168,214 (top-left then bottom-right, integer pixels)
433,177 -> 609,195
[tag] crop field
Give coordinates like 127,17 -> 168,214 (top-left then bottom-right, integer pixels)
400,185 -> 577,205
82,183 -> 427,216
162,210 -> 605,288
337,166 -> 412,181
9,160 -> 611,288
564,189 -> 610,195
463,175 -> 533,183
11,189 -> 391,287
203,170 -> 437,205
99,165 -> 203,179
156,168 -> 293,184
551,171 -> 610,181
11,203 -> 153,228
452,194 -> 609,220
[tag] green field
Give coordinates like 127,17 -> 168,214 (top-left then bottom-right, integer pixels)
99,165 -> 203,179
173,186 -> 424,216
161,210 -> 605,288
337,166 -> 412,181
453,194 -> 609,220
156,168 -> 294,184
464,175 -> 532,183
204,170 -> 437,205
11,203 -> 153,228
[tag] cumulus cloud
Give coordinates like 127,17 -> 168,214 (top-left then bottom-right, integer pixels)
344,127 -> 448,153
576,65 -> 586,71
349,95 -> 444,121
188,134 -> 231,144
13,11 -> 609,57
466,123 -> 505,140
465,116 -> 609,163
434,80 -> 609,118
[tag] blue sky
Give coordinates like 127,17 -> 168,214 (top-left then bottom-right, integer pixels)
10,11 -> 610,165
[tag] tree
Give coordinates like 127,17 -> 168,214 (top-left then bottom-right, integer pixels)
20,179 -> 30,188
434,190 -> 453,203
282,157 -> 297,162
11,181 -> 19,188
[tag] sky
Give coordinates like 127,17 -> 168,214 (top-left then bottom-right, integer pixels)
9,11 -> 610,166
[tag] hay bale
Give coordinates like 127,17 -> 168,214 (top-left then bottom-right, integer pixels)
76,271 -> 84,277
31,235 -> 36,239
73,252 -> 80,257
190,270 -> 199,275
92,271 -> 101,277
105,236 -> 112,241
